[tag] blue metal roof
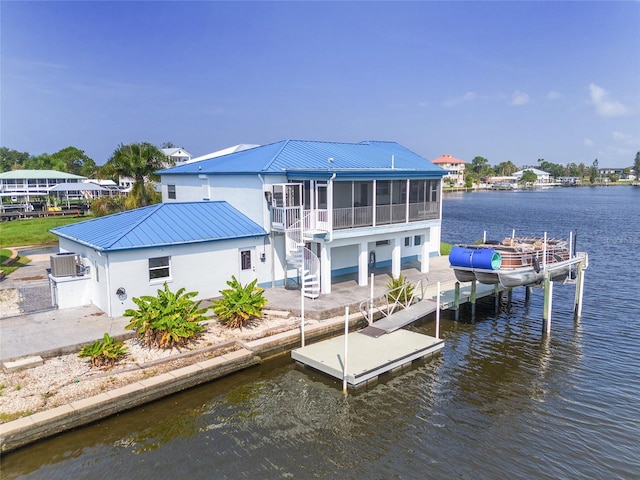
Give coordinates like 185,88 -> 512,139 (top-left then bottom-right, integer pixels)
158,140 -> 446,179
51,202 -> 268,252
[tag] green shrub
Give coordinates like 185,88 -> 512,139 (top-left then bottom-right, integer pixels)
90,196 -> 127,217
212,276 -> 268,330
124,283 -> 208,349
79,333 -> 128,368
386,274 -> 415,307
440,242 -> 453,256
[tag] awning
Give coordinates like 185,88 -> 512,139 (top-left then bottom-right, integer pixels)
48,183 -> 108,192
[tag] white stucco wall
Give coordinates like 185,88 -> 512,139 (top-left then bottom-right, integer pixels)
161,173 -> 288,230
55,235 -> 275,317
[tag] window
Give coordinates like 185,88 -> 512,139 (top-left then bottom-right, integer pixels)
404,236 -> 411,247
241,250 -> 251,270
149,256 -> 170,280
167,184 -> 176,199
414,235 -> 422,246
375,240 -> 390,246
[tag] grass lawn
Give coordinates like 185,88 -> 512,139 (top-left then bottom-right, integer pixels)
440,242 -> 452,256
0,248 -> 31,275
0,215 -> 92,249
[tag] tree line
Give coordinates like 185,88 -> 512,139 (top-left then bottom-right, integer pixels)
462,153 -> 640,187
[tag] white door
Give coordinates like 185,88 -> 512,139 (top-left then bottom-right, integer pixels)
238,248 -> 256,284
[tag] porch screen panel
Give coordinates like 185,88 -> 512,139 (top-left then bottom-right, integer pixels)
376,180 -> 391,225
333,182 -> 353,229
353,181 -> 373,227
391,180 -> 406,223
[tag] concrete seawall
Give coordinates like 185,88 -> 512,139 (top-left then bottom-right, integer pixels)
0,314 -> 365,453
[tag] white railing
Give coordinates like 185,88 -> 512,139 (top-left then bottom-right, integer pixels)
358,278 -> 426,325
272,201 -> 439,232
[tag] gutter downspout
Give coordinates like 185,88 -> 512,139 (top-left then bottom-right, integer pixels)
105,252 -> 112,317
258,174 -> 276,287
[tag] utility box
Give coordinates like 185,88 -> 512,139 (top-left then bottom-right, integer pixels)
50,252 -> 81,277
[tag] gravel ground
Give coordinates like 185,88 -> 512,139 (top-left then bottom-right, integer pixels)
0,315 -> 312,422
0,289 -> 21,318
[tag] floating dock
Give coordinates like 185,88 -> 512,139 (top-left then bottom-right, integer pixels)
291,281 -> 499,388
292,328 -> 444,387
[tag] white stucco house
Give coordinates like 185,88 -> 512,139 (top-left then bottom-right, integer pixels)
118,147 -> 192,191
431,154 -> 466,186
49,139 -> 446,316
513,168 -> 552,184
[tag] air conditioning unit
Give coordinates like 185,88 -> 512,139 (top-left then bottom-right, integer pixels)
50,253 -> 80,277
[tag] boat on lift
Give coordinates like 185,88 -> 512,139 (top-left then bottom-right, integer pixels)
448,232 -> 587,287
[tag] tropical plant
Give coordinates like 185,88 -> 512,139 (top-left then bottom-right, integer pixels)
78,333 -> 128,368
90,196 -> 127,217
124,283 -> 208,349
101,142 -> 169,208
385,274 -> 415,307
212,276 -> 268,330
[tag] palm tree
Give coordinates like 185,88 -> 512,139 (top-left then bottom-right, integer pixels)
102,142 -> 170,208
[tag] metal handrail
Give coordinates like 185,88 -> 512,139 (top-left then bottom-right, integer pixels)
359,278 -> 426,325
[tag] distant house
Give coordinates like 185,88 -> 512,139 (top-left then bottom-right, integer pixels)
50,139 -> 447,316
118,147 -> 192,191
0,170 -> 86,196
431,154 -> 466,186
598,167 -> 630,180
160,147 -> 192,165
513,168 -> 551,184
0,169 -> 102,210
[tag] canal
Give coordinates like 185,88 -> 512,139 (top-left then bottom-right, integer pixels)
2,186 -> 639,479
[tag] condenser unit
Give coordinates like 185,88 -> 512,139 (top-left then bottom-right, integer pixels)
50,252 -> 80,277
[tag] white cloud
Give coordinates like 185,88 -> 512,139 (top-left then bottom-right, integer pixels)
589,83 -> 629,117
510,90 -> 530,106
611,131 -> 637,144
547,91 -> 562,100
443,91 -> 477,107
584,138 -> 594,147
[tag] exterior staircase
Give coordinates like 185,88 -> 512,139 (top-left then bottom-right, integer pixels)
285,219 -> 320,299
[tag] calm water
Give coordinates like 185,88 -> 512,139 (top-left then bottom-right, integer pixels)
3,187 -> 639,479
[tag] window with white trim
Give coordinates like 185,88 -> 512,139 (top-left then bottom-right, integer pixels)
414,235 -> 422,246
167,184 -> 176,199
149,256 -> 170,280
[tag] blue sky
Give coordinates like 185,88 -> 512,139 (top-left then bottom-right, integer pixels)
2,1 -> 639,168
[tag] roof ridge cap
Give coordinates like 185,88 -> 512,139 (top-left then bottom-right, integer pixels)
104,203 -> 163,249
262,139 -> 290,171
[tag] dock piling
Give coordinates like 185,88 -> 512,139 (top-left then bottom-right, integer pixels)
454,281 -> 460,321
435,282 -> 441,339
471,280 -> 477,321
574,260 -> 585,320
543,272 -> 553,334
343,306 -> 349,395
